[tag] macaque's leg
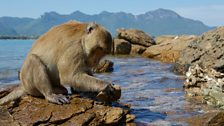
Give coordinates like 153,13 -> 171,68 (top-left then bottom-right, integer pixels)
54,85 -> 68,95
21,54 -> 69,104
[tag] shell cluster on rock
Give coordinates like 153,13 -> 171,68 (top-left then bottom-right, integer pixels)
184,64 -> 224,108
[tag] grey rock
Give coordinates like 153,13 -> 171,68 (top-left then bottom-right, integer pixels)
174,27 -> 224,74
184,64 -> 224,108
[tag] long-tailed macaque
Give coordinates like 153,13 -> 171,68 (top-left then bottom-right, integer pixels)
0,21 -> 121,105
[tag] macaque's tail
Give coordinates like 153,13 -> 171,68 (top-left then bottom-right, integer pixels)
0,86 -> 26,105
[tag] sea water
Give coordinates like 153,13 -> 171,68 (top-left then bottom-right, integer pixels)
0,40 -> 34,85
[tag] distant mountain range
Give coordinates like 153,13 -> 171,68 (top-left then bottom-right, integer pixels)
0,8 -> 214,36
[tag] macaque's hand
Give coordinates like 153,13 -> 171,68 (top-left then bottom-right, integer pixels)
96,84 -> 121,101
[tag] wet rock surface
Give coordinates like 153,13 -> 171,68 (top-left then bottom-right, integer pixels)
117,28 -> 155,47
180,111 -> 224,126
184,64 -> 224,108
174,27 -> 224,74
0,86 -> 134,126
142,35 -> 198,63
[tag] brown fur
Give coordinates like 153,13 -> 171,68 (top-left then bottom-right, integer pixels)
0,21 -> 117,105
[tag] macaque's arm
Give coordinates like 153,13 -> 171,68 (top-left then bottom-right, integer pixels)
72,73 -> 110,92
71,73 -> 121,101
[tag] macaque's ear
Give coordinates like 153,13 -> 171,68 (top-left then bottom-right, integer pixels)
86,22 -> 97,34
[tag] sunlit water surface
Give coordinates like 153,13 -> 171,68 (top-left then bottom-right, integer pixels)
96,56 -> 198,125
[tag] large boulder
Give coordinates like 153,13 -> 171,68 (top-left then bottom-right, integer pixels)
174,27 -> 224,74
112,38 -> 132,55
0,85 -> 135,126
142,35 -> 197,63
117,28 -> 155,47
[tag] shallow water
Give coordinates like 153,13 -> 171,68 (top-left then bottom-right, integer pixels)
95,56 -> 197,125
0,40 -> 214,125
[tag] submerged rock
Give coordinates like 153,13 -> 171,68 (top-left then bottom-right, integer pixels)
174,27 -> 224,74
142,35 -> 197,63
0,86 -> 134,126
117,28 -> 155,47
184,64 -> 224,108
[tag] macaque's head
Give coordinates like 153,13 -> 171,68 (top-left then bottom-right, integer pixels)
82,22 -> 112,67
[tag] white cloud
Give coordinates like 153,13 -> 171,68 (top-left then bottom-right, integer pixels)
174,4 -> 224,26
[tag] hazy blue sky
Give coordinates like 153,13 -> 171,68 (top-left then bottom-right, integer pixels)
0,0 -> 223,26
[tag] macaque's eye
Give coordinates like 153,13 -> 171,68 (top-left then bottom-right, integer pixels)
87,26 -> 93,34
86,22 -> 96,34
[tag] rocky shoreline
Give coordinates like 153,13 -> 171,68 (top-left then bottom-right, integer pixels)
173,27 -> 224,107
0,85 -> 135,126
112,28 -> 198,63
110,26 -> 224,125
1,26 -> 224,125
174,27 -> 224,74
106,26 -> 224,125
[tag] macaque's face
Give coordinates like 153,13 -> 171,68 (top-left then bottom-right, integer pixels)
83,23 -> 112,67
87,47 -> 105,67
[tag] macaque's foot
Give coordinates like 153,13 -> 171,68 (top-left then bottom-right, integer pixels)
96,84 -> 121,102
46,94 -> 70,105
